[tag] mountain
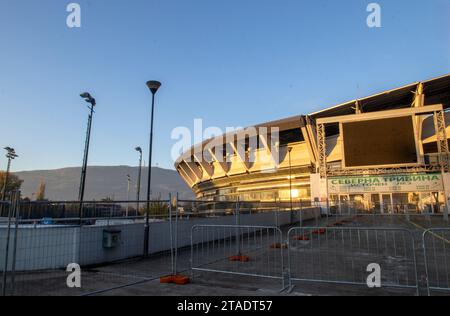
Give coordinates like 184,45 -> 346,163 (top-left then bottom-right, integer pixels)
13,166 -> 195,201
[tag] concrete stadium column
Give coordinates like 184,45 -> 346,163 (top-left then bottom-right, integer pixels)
414,83 -> 425,164
229,139 -> 250,172
300,116 -> 317,166
193,151 -> 214,179
178,163 -> 197,187
184,159 -> 203,181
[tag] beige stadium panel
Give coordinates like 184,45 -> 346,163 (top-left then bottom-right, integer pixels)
422,111 -> 450,144
184,160 -> 203,181
178,163 -> 197,187
198,165 -> 212,182
326,135 -> 343,163
277,143 -> 311,169
227,154 -> 249,176
211,161 -> 228,179
248,149 -> 279,173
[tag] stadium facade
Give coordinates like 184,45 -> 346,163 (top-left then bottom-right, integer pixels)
175,74 -> 450,216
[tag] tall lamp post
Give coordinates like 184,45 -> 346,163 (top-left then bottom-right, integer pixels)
78,92 -> 96,222
126,174 -> 131,217
144,80 -> 161,256
135,146 -> 143,215
1,147 -> 18,216
288,147 -> 293,213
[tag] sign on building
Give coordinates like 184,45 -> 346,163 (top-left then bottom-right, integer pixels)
328,173 -> 443,194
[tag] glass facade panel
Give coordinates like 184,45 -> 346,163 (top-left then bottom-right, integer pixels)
329,191 -> 445,214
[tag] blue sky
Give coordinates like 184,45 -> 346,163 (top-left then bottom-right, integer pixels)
1,0 -> 450,172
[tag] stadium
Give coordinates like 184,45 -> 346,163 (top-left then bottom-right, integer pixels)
175,74 -> 450,216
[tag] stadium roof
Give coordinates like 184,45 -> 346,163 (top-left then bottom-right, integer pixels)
309,73 -> 450,119
248,74 -> 450,132
177,73 -> 450,161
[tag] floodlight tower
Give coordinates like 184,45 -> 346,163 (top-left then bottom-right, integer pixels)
1,147 -> 18,202
78,92 -> 96,221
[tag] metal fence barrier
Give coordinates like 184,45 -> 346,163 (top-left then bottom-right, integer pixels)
190,225 -> 285,289
318,204 -> 448,230
423,228 -> 450,295
0,199 -> 13,296
0,193 -> 186,296
3,190 -> 449,296
287,227 -> 419,294
4,195 -> 314,295
328,200 -> 449,225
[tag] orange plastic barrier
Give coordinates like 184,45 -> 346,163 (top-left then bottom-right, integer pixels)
159,274 -> 190,285
293,235 -> 310,241
270,243 -> 288,249
228,255 -> 250,262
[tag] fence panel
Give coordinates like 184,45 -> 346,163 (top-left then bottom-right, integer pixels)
0,198 -> 180,296
423,228 -> 450,296
0,200 -> 12,296
191,225 -> 285,289
177,199 -> 320,228
288,227 -> 419,293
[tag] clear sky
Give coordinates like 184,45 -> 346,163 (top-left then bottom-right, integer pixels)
1,0 -> 450,172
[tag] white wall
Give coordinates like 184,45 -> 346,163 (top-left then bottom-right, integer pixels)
0,208 -> 320,271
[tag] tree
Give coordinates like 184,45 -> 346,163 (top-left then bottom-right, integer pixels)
36,180 -> 47,201
138,194 -> 169,217
0,171 -> 23,199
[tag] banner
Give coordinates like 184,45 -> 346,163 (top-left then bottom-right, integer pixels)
328,173 -> 443,194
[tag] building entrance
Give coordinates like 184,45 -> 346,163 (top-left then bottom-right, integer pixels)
331,192 -> 444,214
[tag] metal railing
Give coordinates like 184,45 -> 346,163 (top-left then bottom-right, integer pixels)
287,227 -> 419,294
17,199 -> 171,221
190,225 -> 285,289
423,228 -> 450,295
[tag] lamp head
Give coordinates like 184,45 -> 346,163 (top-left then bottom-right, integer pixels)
146,81 -> 162,94
4,147 -> 18,159
135,146 -> 142,154
80,92 -> 96,106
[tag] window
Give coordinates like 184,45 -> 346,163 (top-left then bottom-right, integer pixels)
279,128 -> 304,146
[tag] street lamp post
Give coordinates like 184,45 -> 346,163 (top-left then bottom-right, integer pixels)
1,147 -> 18,216
126,174 -> 131,217
288,147 -> 293,213
144,80 -> 161,256
135,146 -> 143,216
78,92 -> 96,222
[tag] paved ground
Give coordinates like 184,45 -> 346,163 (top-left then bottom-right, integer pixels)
3,214 -> 449,296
